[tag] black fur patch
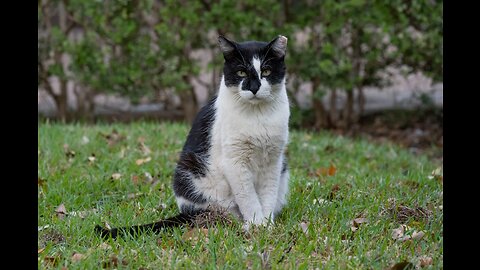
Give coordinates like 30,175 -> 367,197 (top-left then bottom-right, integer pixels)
172,97 -> 216,205
220,38 -> 286,90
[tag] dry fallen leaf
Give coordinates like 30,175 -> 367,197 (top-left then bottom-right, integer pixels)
419,256 -> 433,267
43,256 -> 59,267
327,184 -> 341,200
69,209 -> 97,219
135,157 -> 151,165
412,231 -> 425,240
101,129 -> 126,147
182,228 -> 210,242
38,224 -> 50,231
391,224 -> 408,240
391,225 -> 425,242
389,261 -> 414,270
328,165 -> 337,176
349,216 -> 368,232
71,252 -> 85,262
300,222 -> 309,235
104,222 -> 112,230
102,255 -> 119,268
315,164 -> 337,177
138,141 -> 151,155
111,173 -> 122,180
63,144 -> 76,160
131,175 -> 139,185
98,242 -> 111,250
38,177 -> 47,187
38,247 -> 45,254
428,167 -> 443,183
55,204 -> 67,219
88,154 -> 96,163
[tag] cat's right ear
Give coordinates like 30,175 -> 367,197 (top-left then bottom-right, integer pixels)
218,36 -> 237,59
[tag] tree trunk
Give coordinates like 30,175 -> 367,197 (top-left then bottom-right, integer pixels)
342,89 -> 354,128
357,86 -> 365,118
329,88 -> 338,127
74,84 -> 95,122
312,78 -> 328,130
54,91 -> 68,122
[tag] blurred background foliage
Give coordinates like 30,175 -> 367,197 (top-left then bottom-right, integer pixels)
38,0 -> 442,128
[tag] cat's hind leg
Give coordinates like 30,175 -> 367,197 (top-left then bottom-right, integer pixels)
274,159 -> 289,215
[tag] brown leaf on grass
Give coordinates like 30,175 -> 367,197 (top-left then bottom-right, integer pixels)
138,141 -> 151,155
182,228 -> 210,243
98,242 -> 111,250
101,255 -> 127,268
391,225 -> 409,240
131,175 -> 139,185
55,204 -> 67,219
349,216 -> 368,232
43,256 -> 59,267
157,238 -> 174,250
88,154 -> 96,163
63,144 -> 76,160
327,184 -> 341,200
315,164 -> 337,177
38,177 -> 47,190
388,261 -> 414,270
428,167 -> 443,183
102,255 -> 119,268
103,222 -> 112,230
391,225 -> 425,242
100,129 -> 126,147
111,173 -> 121,180
126,192 -> 144,199
383,199 -> 432,224
299,222 -> 309,235
38,247 -> 45,254
135,157 -> 151,165
69,209 -> 97,219
71,252 -> 85,262
419,256 -> 433,267
328,165 -> 337,176
412,231 -> 425,240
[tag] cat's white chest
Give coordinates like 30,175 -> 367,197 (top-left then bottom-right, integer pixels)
212,91 -> 289,169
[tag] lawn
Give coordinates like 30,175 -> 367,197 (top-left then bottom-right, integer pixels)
38,121 -> 443,269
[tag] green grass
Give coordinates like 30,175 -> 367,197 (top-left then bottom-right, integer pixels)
38,122 -> 443,269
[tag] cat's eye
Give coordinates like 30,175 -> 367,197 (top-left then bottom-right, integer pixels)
236,71 -> 247,77
261,69 -> 272,77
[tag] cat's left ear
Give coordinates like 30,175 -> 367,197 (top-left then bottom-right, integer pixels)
266,35 -> 288,58
218,36 -> 238,58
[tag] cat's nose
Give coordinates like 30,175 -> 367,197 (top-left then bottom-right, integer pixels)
249,81 -> 260,95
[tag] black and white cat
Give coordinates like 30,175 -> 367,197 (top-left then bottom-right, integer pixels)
96,35 -> 290,238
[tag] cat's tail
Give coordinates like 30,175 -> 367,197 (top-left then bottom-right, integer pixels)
94,212 -> 200,239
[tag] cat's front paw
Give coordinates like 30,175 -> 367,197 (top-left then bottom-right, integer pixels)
242,217 -> 274,231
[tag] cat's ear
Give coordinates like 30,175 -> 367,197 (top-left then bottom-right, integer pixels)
218,36 -> 238,58
266,35 -> 288,58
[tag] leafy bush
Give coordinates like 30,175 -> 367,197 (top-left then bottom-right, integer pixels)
38,0 -> 442,125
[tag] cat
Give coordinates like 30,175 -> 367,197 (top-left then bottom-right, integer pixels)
95,35 -> 290,238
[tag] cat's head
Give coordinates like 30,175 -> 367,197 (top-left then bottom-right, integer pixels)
218,35 -> 287,105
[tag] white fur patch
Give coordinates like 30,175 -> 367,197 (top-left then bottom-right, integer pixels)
253,57 -> 261,78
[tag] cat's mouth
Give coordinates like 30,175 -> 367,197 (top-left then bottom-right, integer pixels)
247,96 -> 266,104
